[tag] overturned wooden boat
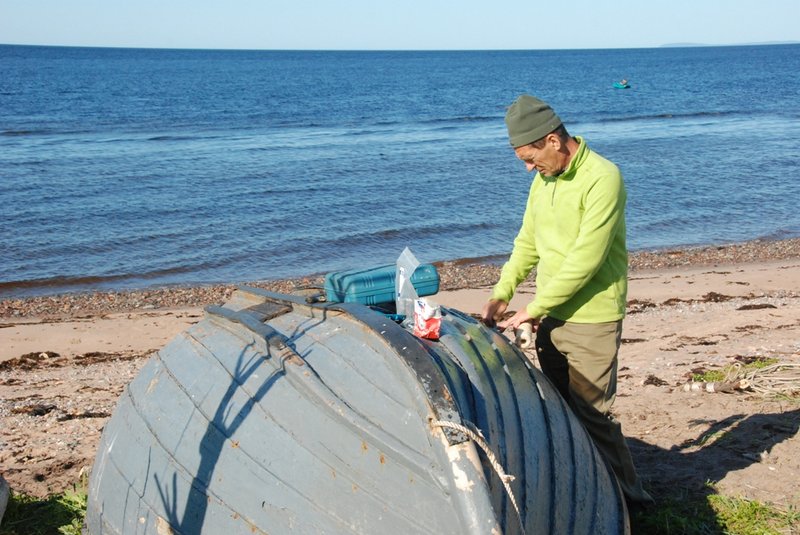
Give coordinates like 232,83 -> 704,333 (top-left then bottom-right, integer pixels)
86,285 -> 629,534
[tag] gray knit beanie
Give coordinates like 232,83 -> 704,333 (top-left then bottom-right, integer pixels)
505,94 -> 563,148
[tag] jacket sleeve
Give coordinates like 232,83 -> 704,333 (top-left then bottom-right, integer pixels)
526,173 -> 624,319
491,184 -> 539,303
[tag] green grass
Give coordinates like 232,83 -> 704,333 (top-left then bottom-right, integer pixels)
631,488 -> 799,535
0,486 -> 86,535
692,369 -> 727,382
696,430 -> 731,447
709,495 -> 799,535
2,480 -> 796,535
691,357 -> 780,383
747,358 -> 780,370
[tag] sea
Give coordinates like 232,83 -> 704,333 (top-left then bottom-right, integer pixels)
2,44 -> 799,298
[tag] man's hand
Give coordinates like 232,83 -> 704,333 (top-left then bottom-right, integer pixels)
497,309 -> 539,332
480,299 -> 508,328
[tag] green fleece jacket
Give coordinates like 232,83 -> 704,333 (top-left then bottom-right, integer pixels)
491,137 -> 628,323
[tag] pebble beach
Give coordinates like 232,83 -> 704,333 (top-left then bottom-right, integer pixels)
2,235 -> 800,528
3,238 -> 799,320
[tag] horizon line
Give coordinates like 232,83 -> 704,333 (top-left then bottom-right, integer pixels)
2,41 -> 799,53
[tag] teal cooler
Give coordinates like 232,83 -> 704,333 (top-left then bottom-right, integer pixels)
324,264 -> 439,306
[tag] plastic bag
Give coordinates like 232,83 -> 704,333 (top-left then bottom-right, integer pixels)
413,298 -> 441,340
395,247 -> 420,319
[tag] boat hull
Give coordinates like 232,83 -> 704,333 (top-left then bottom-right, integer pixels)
86,286 -> 628,534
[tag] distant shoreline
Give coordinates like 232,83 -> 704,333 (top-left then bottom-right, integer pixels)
2,42 -> 799,53
2,236 -> 799,320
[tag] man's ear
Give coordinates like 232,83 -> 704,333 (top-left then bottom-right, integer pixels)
546,132 -> 562,150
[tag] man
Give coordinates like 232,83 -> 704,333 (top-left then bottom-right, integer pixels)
480,94 -> 653,506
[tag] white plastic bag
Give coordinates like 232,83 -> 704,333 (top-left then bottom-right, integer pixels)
395,247 -> 420,319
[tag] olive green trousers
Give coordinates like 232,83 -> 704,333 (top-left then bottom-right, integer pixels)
535,316 -> 653,504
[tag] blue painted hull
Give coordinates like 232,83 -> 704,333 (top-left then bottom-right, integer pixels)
86,286 -> 629,534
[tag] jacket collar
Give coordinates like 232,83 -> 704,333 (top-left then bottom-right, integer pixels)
554,135 -> 588,180
540,136 -> 588,181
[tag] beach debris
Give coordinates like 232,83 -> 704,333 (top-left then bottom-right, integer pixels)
733,324 -> 765,333
674,334 -> 730,349
0,351 -> 60,371
683,381 -> 742,393
11,403 -> 57,416
736,303 -> 778,311
702,292 -> 735,302
683,362 -> 800,397
626,298 -> 656,314
662,297 -> 691,306
661,292 -> 742,307
642,374 -> 669,387
57,410 -> 111,421
739,362 -> 800,397
621,337 -> 647,344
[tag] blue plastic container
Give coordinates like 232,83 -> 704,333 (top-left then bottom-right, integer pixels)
324,264 -> 440,305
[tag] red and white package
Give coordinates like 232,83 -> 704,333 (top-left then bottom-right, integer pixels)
413,298 -> 441,340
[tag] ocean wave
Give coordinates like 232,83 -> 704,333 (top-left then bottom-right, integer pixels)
756,227 -> 800,242
1,129 -> 52,137
0,263 -> 215,298
146,134 -> 224,142
261,114 -> 498,134
596,110 -> 745,124
438,253 -> 508,267
257,185 -> 337,195
322,221 -> 495,249
419,115 -> 498,125
0,126 -> 113,138
0,274 -> 132,296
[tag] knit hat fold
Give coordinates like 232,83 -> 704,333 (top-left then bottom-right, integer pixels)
505,95 -> 562,148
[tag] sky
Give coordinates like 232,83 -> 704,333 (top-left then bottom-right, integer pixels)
1,0 -> 798,51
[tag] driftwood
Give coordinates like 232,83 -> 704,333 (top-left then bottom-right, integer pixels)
684,362 -> 800,396
683,381 -> 742,393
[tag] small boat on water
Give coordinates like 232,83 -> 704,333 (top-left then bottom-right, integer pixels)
85,282 -> 629,534
613,80 -> 631,89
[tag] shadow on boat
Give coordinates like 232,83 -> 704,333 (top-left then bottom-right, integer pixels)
151,305 -> 372,532
153,341 -> 290,533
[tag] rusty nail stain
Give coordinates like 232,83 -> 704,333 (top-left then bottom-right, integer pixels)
231,440 -> 239,448
379,453 -> 385,465
361,440 -> 368,452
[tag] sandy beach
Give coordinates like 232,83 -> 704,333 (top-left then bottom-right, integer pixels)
1,238 -> 799,521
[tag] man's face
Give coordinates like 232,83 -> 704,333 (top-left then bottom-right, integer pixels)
514,135 -> 564,177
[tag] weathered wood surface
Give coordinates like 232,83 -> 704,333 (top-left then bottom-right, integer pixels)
86,287 -> 627,534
